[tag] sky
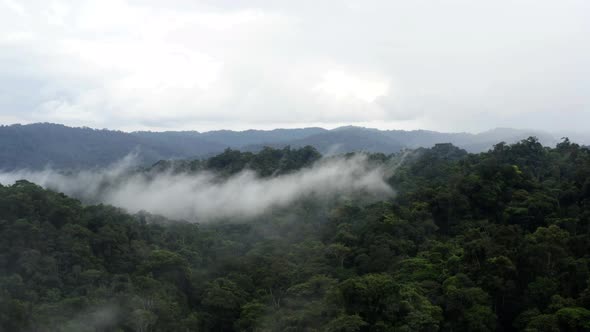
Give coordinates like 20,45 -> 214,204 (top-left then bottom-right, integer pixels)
0,0 -> 589,133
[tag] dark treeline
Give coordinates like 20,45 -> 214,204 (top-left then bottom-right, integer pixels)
1,138 -> 590,331
148,145 -> 322,177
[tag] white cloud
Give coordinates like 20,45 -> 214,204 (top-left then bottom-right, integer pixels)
2,0 -> 26,16
0,0 -> 588,132
315,70 -> 389,103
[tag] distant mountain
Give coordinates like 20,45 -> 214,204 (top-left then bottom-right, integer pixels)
0,123 -> 225,170
0,123 -> 560,170
198,128 -> 328,147
243,126 -> 405,155
243,126 -> 557,155
456,128 -> 558,152
554,131 -> 590,147
382,127 -> 558,152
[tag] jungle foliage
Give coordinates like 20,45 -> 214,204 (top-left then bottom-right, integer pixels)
1,138 -> 590,331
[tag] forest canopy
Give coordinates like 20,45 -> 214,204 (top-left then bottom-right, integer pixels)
1,138 -> 590,331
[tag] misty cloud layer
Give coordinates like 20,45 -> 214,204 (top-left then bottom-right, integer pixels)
0,155 -> 393,221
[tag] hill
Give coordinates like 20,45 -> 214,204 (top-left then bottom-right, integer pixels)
0,123 -> 224,170
0,123 -> 558,169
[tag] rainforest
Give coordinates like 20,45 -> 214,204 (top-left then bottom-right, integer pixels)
1,137 -> 590,331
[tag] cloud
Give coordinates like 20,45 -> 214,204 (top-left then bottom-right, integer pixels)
0,0 -> 589,132
0,154 -> 394,221
314,70 -> 389,103
1,0 -> 26,17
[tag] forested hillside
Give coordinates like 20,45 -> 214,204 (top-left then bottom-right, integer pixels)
0,124 -> 225,170
1,138 -> 590,331
0,123 -> 559,170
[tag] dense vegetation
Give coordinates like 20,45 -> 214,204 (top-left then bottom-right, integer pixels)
148,145 -> 322,177
0,123 -> 226,170
0,123 -> 559,170
1,138 -> 590,331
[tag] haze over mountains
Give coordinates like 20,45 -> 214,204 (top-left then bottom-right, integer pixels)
0,123 -> 566,170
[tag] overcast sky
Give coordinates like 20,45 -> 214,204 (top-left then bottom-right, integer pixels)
0,0 -> 588,133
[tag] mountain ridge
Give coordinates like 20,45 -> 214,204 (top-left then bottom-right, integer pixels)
0,122 -> 560,170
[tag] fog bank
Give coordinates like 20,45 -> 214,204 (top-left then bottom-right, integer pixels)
0,155 -> 393,221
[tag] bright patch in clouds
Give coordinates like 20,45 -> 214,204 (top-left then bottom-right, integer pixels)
315,70 -> 389,103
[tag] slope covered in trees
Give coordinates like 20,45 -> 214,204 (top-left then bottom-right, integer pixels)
0,123 -> 225,170
0,123 -> 560,170
1,139 -> 590,331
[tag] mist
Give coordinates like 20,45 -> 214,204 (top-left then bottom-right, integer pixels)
0,154 -> 393,221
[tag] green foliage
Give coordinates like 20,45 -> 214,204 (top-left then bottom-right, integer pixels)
556,307 -> 590,329
324,314 -> 367,332
1,139 -> 590,331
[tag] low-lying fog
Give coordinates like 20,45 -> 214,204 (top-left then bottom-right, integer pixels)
0,155 -> 394,221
